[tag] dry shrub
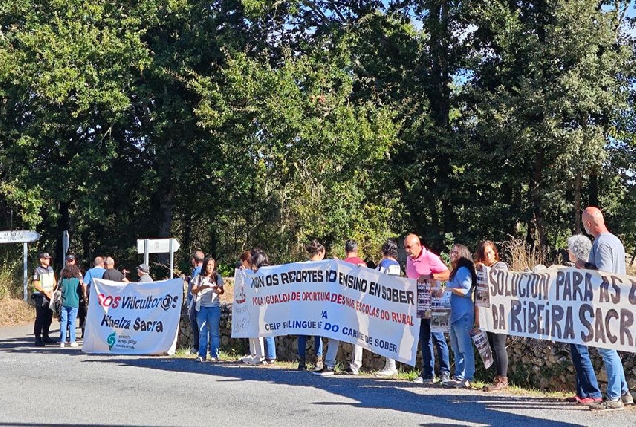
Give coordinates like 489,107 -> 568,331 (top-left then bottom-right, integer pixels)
0,265 -> 34,325
0,298 -> 34,326
500,238 -> 551,271
220,278 -> 234,303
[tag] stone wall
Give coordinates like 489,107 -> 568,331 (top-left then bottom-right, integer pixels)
178,302 -> 636,392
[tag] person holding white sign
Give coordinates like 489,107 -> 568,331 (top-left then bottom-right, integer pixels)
565,234 -> 602,405
475,241 -> 510,392
375,239 -> 402,377
443,244 -> 476,388
192,256 -> 225,362
297,240 -> 325,371
404,234 -> 450,385
578,207 -> 633,411
239,250 -> 266,365
241,248 -> 276,365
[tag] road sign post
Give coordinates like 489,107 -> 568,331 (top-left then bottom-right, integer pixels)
0,230 -> 41,301
136,238 -> 180,279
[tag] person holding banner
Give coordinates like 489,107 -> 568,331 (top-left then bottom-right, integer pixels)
578,207 -> 633,411
404,234 -> 451,385
240,250 -> 266,365
253,250 -> 277,364
296,240 -> 325,371
475,241 -> 510,392
443,244 -> 476,388
375,239 -> 402,377
565,234 -> 603,405
315,239 -> 368,376
192,256 -> 224,362
343,239 -> 367,375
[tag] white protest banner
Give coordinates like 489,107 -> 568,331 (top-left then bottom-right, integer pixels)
83,278 -> 182,355
477,266 -> 636,352
232,260 -> 421,365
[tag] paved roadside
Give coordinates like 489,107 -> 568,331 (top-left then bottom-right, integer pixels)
0,322 -> 633,427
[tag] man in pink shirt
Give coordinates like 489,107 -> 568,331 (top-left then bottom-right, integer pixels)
404,233 -> 451,384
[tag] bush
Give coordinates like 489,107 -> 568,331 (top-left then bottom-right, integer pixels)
0,265 -> 23,300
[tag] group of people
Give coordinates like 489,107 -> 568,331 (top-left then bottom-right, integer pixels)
194,205 -> 631,412
30,205 -> 633,411
31,253 -> 152,347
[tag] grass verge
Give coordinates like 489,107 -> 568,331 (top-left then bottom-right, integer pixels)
0,298 -> 34,327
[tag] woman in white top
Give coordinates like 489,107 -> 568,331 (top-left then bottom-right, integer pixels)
192,256 -> 224,362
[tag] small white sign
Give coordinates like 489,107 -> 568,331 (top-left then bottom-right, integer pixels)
0,230 -> 40,243
136,238 -> 180,254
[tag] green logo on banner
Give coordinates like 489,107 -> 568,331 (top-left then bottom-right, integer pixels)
107,332 -> 116,350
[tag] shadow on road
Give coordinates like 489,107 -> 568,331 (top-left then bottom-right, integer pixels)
77,356 -> 591,427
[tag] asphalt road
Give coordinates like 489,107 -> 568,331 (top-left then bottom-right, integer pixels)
1,321 -> 635,427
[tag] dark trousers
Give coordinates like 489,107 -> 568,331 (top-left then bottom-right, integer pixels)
487,331 -> 509,377
189,303 -> 199,352
33,295 -> 53,340
78,298 -> 87,336
419,318 -> 450,378
570,343 -> 602,399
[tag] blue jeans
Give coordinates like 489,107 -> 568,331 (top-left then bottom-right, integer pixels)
419,318 -> 450,378
597,348 -> 629,400
264,336 -> 277,360
197,306 -> 220,359
59,306 -> 78,343
297,335 -> 323,360
570,344 -> 601,399
449,313 -> 475,381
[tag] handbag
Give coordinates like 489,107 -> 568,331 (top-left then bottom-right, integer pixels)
49,289 -> 62,313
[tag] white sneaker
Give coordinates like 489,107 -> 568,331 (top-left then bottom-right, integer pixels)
243,356 -> 264,365
59,342 -> 65,348
69,342 -> 79,347
376,368 -> 398,377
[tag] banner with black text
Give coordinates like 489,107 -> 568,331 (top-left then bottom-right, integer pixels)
232,260 -> 421,365
478,266 -> 636,352
82,278 -> 182,355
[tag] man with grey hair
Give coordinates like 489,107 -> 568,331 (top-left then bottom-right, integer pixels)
566,234 -> 602,405
101,257 -> 129,282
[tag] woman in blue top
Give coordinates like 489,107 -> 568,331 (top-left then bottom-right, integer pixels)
444,244 -> 477,388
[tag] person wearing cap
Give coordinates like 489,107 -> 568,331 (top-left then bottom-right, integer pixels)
32,252 -> 56,346
137,264 -> 153,282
